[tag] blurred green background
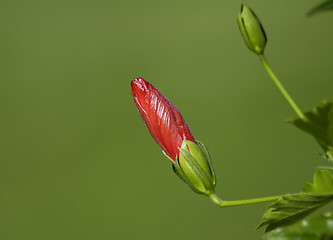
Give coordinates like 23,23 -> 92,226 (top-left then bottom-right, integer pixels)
1,0 -> 332,239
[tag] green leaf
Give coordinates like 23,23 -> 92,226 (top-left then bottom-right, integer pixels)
308,0 -> 333,17
263,212 -> 333,240
288,100 -> 333,161
258,170 -> 333,232
302,169 -> 333,194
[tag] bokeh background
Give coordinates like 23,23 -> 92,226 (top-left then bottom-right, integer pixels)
1,0 -> 332,239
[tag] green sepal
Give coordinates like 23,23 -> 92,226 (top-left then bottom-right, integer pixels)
162,140 -> 216,195
172,164 -> 202,194
178,147 -> 210,193
162,150 -> 177,164
196,141 -> 216,185
162,150 -> 203,194
178,141 -> 215,194
180,141 -> 214,182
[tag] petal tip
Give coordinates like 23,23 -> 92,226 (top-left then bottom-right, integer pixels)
131,77 -> 146,96
132,77 -> 145,86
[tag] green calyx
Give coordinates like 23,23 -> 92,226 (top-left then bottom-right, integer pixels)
167,140 -> 216,195
237,4 -> 267,55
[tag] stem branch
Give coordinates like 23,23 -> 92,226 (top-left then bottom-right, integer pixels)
258,54 -> 305,120
208,192 -> 283,208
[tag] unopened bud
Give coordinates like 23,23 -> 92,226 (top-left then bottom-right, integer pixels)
237,4 -> 267,54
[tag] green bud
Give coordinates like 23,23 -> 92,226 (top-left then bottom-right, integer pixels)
237,4 -> 267,54
176,140 -> 216,195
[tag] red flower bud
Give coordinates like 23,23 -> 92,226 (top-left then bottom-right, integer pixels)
131,77 -> 195,161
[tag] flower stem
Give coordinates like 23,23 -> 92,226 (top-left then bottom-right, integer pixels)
208,192 -> 283,208
258,54 -> 306,120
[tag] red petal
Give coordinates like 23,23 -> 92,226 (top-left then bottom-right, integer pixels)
131,77 -> 195,160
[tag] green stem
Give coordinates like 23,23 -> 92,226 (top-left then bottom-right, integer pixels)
208,192 -> 283,208
258,54 -> 306,120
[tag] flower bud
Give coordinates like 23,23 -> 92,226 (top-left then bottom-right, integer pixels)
237,4 -> 267,54
131,77 -> 217,196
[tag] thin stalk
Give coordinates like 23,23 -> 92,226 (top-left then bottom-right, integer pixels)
208,192 -> 283,208
258,54 -> 306,120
